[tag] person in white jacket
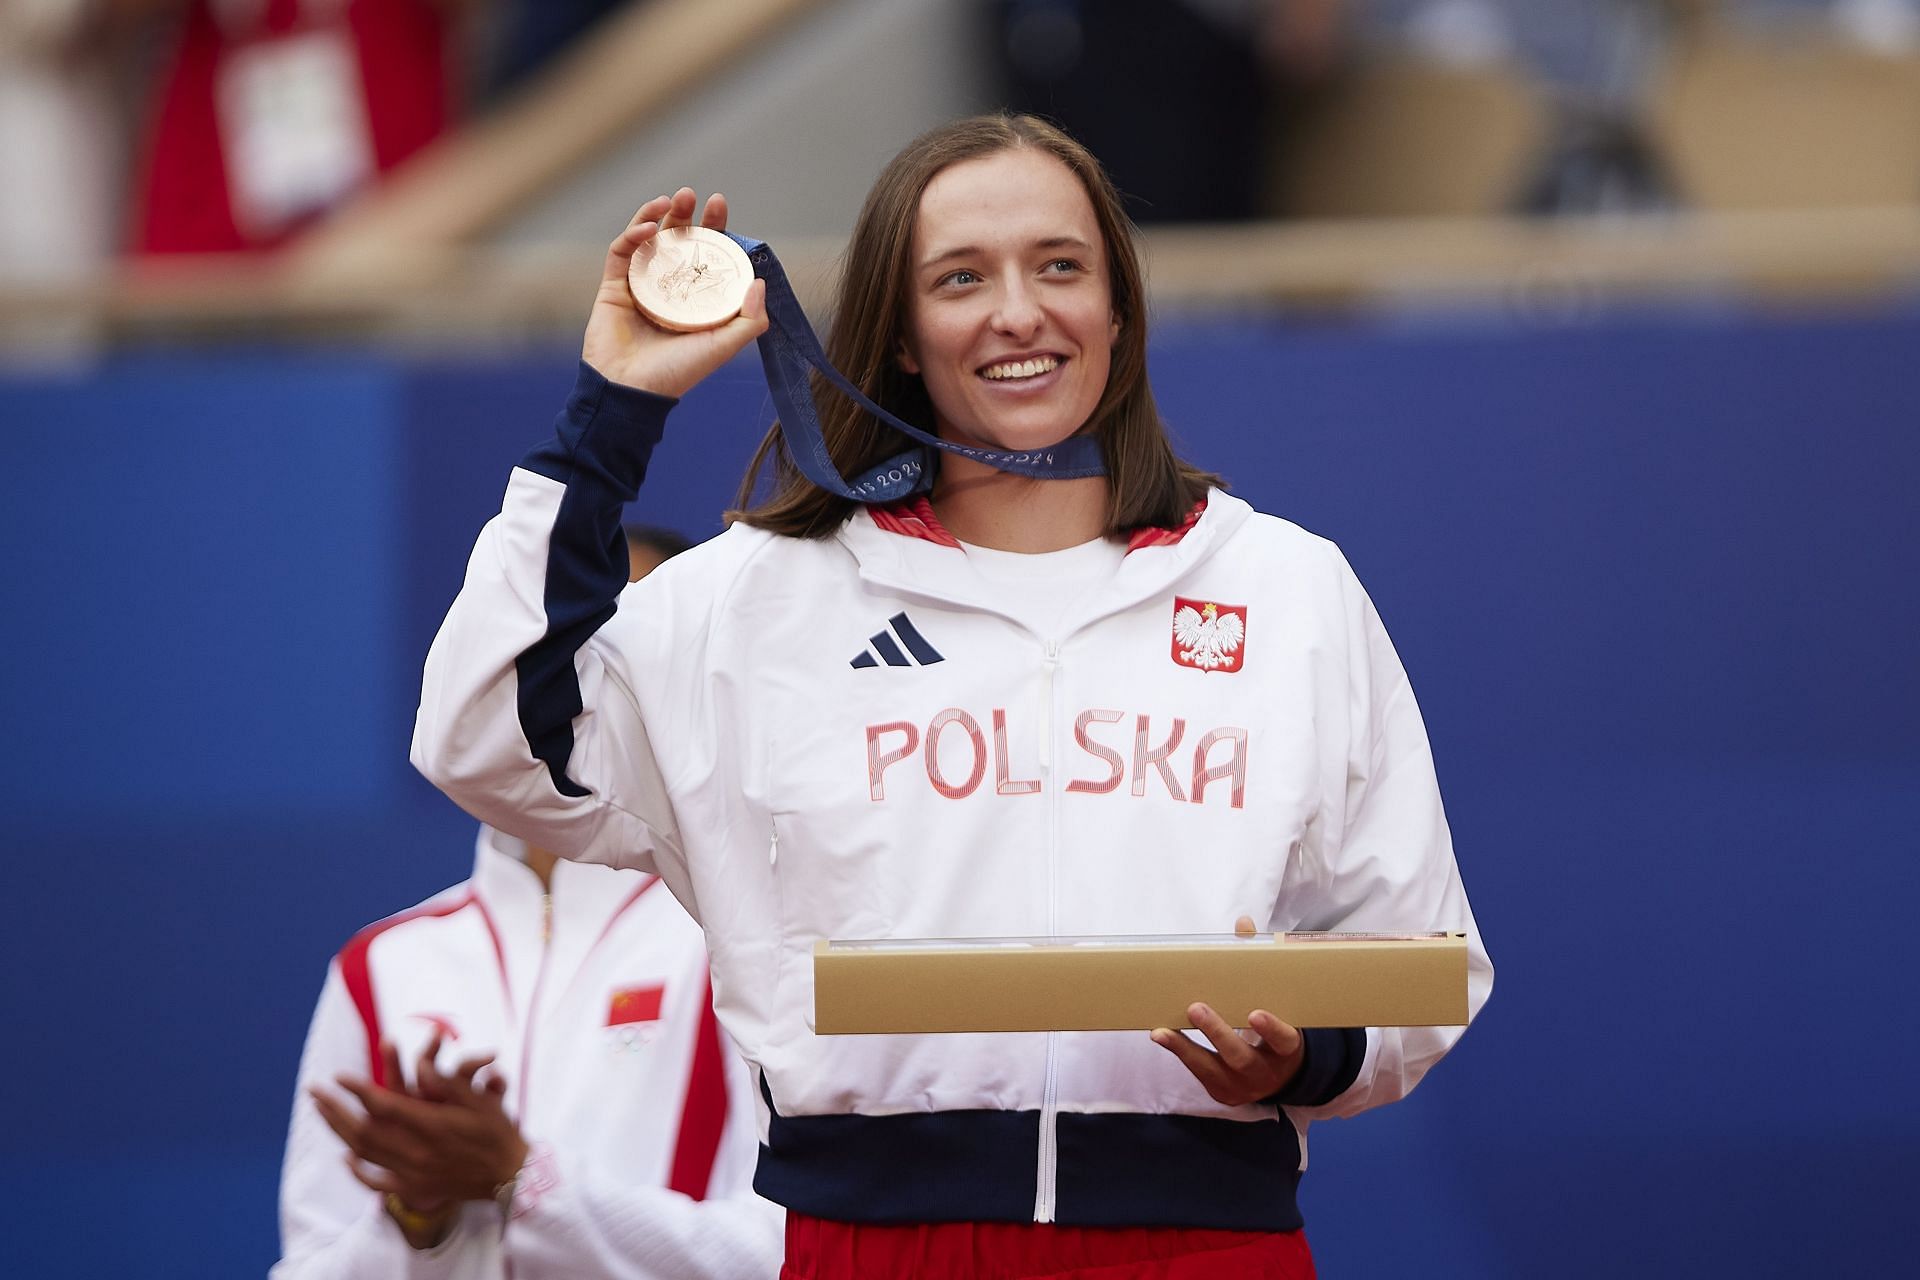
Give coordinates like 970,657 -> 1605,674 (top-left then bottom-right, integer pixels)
414,113 -> 1491,1278
276,532 -> 783,1279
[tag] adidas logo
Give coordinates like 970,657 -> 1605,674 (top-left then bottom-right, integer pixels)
850,612 -> 945,669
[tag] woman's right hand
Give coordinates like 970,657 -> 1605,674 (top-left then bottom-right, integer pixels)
582,187 -> 770,399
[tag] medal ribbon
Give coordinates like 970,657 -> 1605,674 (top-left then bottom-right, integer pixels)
727,233 -> 1108,504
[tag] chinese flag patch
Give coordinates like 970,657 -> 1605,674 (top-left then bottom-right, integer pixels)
606,983 -> 665,1027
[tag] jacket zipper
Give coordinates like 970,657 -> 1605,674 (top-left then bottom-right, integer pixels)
1034,639 -> 1062,1223
504,890 -> 555,1277
517,893 -> 555,1125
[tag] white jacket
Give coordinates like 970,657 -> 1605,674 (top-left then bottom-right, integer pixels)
273,826 -> 784,1279
414,366 -> 1492,1232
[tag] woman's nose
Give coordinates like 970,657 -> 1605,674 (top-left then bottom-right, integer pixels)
991,280 -> 1043,338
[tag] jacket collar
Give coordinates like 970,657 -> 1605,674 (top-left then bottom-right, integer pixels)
836,487 -> 1253,631
470,825 -> 658,955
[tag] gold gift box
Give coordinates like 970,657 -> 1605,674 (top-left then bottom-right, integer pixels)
813,931 -> 1469,1034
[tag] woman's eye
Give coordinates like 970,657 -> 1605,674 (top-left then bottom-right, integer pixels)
940,269 -> 980,287
1046,259 -> 1082,275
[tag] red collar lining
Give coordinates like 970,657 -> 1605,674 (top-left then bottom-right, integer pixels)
869,496 -> 1206,553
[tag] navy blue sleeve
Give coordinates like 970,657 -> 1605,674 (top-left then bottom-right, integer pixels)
520,361 -> 677,491
1268,1027 -> 1366,1108
513,362 -> 678,798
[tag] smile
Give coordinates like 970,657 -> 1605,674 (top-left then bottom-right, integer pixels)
978,355 -> 1062,381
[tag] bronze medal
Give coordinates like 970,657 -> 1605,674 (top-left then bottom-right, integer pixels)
627,225 -> 752,332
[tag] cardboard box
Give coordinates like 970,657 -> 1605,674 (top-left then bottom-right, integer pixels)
812,931 -> 1468,1034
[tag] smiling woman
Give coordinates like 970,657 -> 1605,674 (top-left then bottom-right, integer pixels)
411,113 -> 1492,1279
893,149 -> 1119,549
731,113 -> 1220,544
901,150 -> 1115,450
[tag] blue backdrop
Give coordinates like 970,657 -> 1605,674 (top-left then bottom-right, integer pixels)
2,297 -> 1913,1277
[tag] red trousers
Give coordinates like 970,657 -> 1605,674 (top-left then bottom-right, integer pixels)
781,1213 -> 1317,1279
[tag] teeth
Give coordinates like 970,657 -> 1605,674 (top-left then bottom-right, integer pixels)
982,356 -> 1059,381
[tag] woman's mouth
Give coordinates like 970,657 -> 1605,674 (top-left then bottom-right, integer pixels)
978,355 -> 1063,383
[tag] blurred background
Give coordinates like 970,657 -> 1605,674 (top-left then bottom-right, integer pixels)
1,0 -> 1915,1275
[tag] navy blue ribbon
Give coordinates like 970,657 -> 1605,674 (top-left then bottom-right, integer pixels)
728,232 -> 1108,504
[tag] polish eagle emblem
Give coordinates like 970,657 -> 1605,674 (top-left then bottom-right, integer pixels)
1171,598 -> 1247,672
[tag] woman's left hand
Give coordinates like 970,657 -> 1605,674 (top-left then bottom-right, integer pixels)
1149,915 -> 1306,1105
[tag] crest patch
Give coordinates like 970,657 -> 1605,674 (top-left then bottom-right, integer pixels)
1170,598 -> 1247,673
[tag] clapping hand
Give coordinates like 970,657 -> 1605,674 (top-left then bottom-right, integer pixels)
309,1034 -> 530,1246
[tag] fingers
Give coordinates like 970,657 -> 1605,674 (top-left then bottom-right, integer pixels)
346,1154 -> 403,1197
1186,1003 -> 1262,1073
632,193 -> 674,223
602,189 -> 728,287
658,187 -> 697,231
1248,1009 -> 1303,1058
452,1053 -> 495,1088
1234,915 -> 1258,937
313,1087 -> 431,1169
1150,1002 -> 1298,1106
336,1074 -> 443,1133
349,1157 -> 453,1218
604,210 -> 663,284
474,1071 -> 510,1117
310,1087 -> 364,1149
1149,1025 -> 1232,1101
443,1067 -> 512,1120
416,1034 -> 448,1103
379,1040 -> 406,1092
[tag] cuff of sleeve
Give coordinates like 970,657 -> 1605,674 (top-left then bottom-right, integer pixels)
504,1140 -> 562,1224
576,360 -> 679,434
522,362 -> 679,496
1268,1026 -> 1366,1108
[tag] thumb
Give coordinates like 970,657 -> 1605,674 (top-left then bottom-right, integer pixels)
722,279 -> 769,343
687,279 -> 768,378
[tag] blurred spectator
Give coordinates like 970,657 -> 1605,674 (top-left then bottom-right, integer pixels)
1506,1 -> 1682,215
1725,0 -> 1920,49
0,0 -> 124,283
129,0 -> 474,255
1830,0 -> 1920,51
987,0 -> 1350,223
474,0 -> 627,103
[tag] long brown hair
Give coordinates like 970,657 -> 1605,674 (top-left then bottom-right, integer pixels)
728,113 -> 1221,538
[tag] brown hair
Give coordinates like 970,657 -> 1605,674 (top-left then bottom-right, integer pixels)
728,113 -> 1221,539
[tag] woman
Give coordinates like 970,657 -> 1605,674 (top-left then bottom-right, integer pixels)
415,114 -> 1491,1278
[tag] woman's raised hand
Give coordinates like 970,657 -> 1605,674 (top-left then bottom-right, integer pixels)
582,188 -> 770,399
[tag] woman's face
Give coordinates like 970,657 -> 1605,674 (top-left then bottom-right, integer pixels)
899,147 -> 1119,457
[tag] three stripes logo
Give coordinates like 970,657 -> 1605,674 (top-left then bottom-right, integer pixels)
850,612 -> 945,669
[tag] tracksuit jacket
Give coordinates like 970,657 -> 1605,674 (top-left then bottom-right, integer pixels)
273,826 -> 783,1278
413,364 -> 1494,1233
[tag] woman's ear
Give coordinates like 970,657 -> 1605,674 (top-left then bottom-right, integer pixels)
897,340 -> 920,376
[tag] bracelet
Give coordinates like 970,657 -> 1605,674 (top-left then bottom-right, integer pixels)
384,1193 -> 441,1233
384,1192 -> 454,1248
